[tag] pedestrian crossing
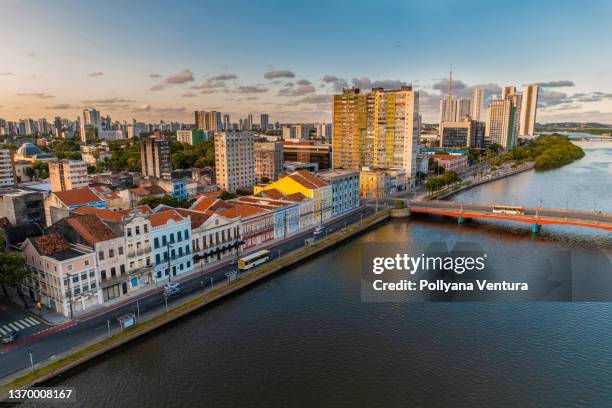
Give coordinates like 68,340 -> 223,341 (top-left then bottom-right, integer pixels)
0,317 -> 40,335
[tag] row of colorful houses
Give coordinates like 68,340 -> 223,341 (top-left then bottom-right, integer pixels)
18,169 -> 361,318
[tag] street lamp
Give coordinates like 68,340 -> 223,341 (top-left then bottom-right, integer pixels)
27,349 -> 34,373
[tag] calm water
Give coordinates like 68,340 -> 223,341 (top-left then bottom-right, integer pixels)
32,141 -> 612,407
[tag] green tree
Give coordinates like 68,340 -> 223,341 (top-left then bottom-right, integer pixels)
0,239 -> 31,306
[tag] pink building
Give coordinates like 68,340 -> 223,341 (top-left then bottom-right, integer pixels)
431,154 -> 469,172
21,233 -> 103,318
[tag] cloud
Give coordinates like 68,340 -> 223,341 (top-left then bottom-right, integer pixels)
150,84 -> 165,91
200,89 -> 219,94
537,89 -> 571,107
322,75 -> 349,91
182,92 -> 197,98
535,80 -> 575,88
27,51 -> 36,58
322,75 -> 339,83
432,78 -> 468,92
132,105 -> 187,115
286,94 -> 333,106
279,84 -> 316,96
351,77 -> 408,90
244,96 -> 259,101
150,73 -> 162,78
209,73 -> 237,81
235,85 -> 269,94
0,72 -> 14,76
165,69 -> 194,84
83,97 -> 135,105
191,80 -> 227,90
297,79 -> 311,86
264,70 -> 295,79
88,72 -> 104,77
16,92 -> 54,99
45,103 -> 74,110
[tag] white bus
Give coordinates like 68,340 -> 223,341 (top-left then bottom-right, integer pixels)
492,205 -> 525,215
237,250 -> 271,271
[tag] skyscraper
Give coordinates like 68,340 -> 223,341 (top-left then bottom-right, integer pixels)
260,113 -> 269,131
333,86 -> 420,183
140,136 -> 172,179
223,114 -> 230,131
519,84 -> 539,137
214,132 -> 255,192
471,88 -> 484,121
81,109 -> 101,143
485,99 -> 517,149
195,111 -> 222,131
455,98 -> 472,120
439,70 -> 456,123
49,159 -> 89,192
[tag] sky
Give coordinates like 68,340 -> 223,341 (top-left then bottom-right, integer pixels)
1,0 -> 612,125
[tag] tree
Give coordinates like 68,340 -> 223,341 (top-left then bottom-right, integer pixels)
219,191 -> 237,200
260,176 -> 270,184
0,237 -> 31,306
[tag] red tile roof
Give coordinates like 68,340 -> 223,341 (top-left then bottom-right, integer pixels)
129,187 -> 150,197
218,203 -> 268,219
283,192 -> 307,202
31,233 -> 70,256
73,206 -> 123,222
54,188 -> 103,207
190,197 -> 217,212
66,214 -> 118,245
149,209 -> 186,227
173,208 -> 215,228
261,188 -> 284,200
288,170 -> 328,189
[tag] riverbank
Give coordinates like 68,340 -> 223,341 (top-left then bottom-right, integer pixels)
0,208 -> 390,399
424,162 -> 535,200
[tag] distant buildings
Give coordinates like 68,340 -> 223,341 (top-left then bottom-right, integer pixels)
486,96 -> 519,149
81,109 -> 101,143
431,154 -> 469,172
0,149 -> 15,188
195,111 -> 222,131
359,168 -> 408,199
44,187 -> 106,226
97,130 -> 125,141
260,114 -> 269,131
254,140 -> 283,183
439,118 -> 485,148
14,143 -> 56,163
519,84 -> 539,137
176,129 -> 208,145
140,136 -> 172,180
214,131 -> 255,193
333,86 -> 419,184
49,159 -> 89,192
471,87 -> 484,121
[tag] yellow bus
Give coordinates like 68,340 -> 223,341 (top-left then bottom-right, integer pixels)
237,250 -> 271,271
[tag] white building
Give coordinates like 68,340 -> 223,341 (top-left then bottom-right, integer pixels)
519,84 -> 539,137
471,87 -> 484,121
0,149 -> 15,188
214,131 -> 255,193
150,209 -> 193,282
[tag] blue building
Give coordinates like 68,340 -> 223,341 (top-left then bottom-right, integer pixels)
318,170 -> 360,217
150,209 -> 193,281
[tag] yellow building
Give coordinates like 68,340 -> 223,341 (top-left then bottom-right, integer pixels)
333,86 -> 420,185
254,169 -> 332,223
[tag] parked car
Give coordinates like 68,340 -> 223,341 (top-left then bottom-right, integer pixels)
314,225 -> 325,235
1,330 -> 18,344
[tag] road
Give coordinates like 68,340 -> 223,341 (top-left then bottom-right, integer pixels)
0,205 -> 375,381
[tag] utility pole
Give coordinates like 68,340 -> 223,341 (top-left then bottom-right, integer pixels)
27,350 -> 34,373
136,299 -> 140,320
107,320 -> 111,337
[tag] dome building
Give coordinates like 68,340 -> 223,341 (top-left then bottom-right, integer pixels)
15,143 -> 56,162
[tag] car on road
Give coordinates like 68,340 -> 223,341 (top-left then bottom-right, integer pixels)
313,225 -> 325,235
164,282 -> 181,296
228,258 -> 237,266
1,330 -> 18,344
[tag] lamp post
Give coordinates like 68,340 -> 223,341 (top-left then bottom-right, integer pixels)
27,349 -> 34,373
107,320 -> 111,337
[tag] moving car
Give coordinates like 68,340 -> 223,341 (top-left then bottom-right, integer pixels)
313,225 -> 325,235
1,330 -> 18,344
164,282 -> 181,296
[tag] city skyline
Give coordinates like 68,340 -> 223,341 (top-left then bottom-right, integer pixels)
2,0 -> 612,124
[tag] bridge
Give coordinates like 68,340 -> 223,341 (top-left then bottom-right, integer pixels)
408,200 -> 612,232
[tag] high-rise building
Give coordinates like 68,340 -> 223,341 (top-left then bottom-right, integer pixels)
471,88 -> 484,121
177,129 -> 207,145
214,132 -> 255,193
140,136 -> 172,179
519,84 -> 539,137
0,149 -> 15,188
260,114 -> 269,132
223,114 -> 230,131
246,114 -> 253,131
455,98 -> 472,120
485,99 -> 517,149
439,70 -> 456,123
440,118 -> 486,148
81,109 -> 101,143
195,111 -> 222,131
49,159 -> 89,192
254,140 -> 283,182
333,86 -> 420,183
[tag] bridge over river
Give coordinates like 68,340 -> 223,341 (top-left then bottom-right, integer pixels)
408,200 -> 612,232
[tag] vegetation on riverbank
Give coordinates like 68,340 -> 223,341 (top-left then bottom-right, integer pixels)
489,134 -> 585,170
424,171 -> 460,193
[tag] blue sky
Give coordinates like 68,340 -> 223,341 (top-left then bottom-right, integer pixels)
1,0 -> 611,123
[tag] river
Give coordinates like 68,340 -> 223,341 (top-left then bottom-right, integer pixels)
27,140 -> 612,407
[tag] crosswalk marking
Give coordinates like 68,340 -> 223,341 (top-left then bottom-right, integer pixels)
0,318 -> 41,335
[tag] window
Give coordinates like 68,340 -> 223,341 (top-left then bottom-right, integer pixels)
165,268 -> 169,276
162,236 -> 167,246
127,228 -> 132,237
81,273 -> 87,281
72,275 -> 78,283
120,264 -> 125,274
74,287 -> 80,295
89,271 -> 95,278
85,260 -> 90,266
98,251 -> 104,260
178,247 -> 183,256
184,229 -> 189,239
136,226 -> 140,235
169,233 -> 175,244
187,261 -> 191,268
109,248 -> 114,258
111,267 -> 116,277
180,263 -> 184,271
156,254 -> 161,265
157,271 -> 161,278
185,245 -> 190,254
154,237 -> 159,249
101,270 -> 107,280
63,278 -> 68,286
144,225 -> 148,233
91,282 -> 96,289
177,231 -> 182,242
118,246 -> 124,255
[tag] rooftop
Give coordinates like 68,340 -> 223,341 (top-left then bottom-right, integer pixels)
54,188 -> 104,207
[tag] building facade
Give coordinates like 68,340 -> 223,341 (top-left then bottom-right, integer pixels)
318,169 -> 360,218
140,136 -> 172,179
440,118 -> 486,148
151,209 -> 193,282
519,84 -> 539,137
0,149 -> 15,188
214,131 -> 255,193
254,141 -> 283,182
49,159 -> 89,192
